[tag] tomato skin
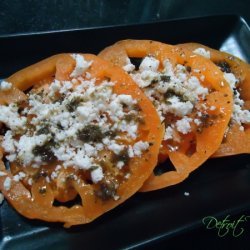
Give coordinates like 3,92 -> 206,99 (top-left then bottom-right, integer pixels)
0,53 -> 163,227
99,40 -> 233,191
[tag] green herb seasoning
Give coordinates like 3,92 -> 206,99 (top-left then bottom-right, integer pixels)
32,139 -> 57,162
186,66 -> 192,73
66,97 -> 83,112
103,130 -> 117,138
112,149 -> 130,165
95,181 -> 117,201
215,61 -> 231,73
164,88 -> 188,102
160,75 -> 171,82
39,186 -> 47,194
77,125 -> 103,142
36,125 -> 50,135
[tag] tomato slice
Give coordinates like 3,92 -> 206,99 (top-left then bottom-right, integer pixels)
177,43 -> 250,157
99,40 -> 233,191
0,53 -> 163,227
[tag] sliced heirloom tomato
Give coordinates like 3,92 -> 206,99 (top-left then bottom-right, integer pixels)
178,43 -> 250,157
0,53 -> 163,227
99,40 -> 233,191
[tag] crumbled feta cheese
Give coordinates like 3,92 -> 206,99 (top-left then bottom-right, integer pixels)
84,143 -> 96,157
51,171 -> 58,180
164,126 -> 174,140
131,73 -> 152,88
13,172 -> 26,182
200,75 -> 205,81
6,154 -> 17,162
0,104 -> 27,131
4,177 -> 11,191
193,48 -> 211,59
139,56 -> 160,72
224,72 -> 238,89
59,81 -> 73,94
113,195 -> 120,201
55,165 -> 62,171
28,178 -> 33,186
164,96 -> 194,117
133,141 -> 149,156
128,145 -> 134,158
184,191 -> 190,196
141,70 -> 159,84
16,134 -> 48,166
223,72 -> 250,128
176,117 -> 192,134
49,79 -> 61,96
2,131 -> 15,153
116,161 -> 125,169
77,106 -> 94,120
90,166 -> 104,183
70,54 -> 92,78
124,173 -> 131,179
123,57 -> 135,72
193,69 -> 200,73
117,94 -> 135,106
131,57 -> 208,125
45,176 -> 50,183
74,151 -> 92,170
233,104 -> 250,125
187,76 -> 208,99
130,56 -> 160,88
0,80 -> 12,91
108,142 -> 125,155
194,118 -> 201,126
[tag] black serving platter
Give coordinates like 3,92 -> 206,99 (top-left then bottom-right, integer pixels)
0,15 -> 250,250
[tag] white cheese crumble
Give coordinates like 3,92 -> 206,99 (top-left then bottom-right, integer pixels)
0,80 -> 12,91
194,118 -> 201,126
13,172 -> 26,182
90,167 -> 104,183
3,177 -> 11,191
28,178 -> 33,186
108,141 -> 125,155
224,72 -> 250,128
0,104 -> 27,131
70,54 -> 92,78
139,56 -> 159,72
176,116 -> 192,134
164,126 -> 174,140
116,161 -> 125,169
123,57 -> 135,72
74,152 -> 92,170
162,96 -> 194,117
133,141 -> 149,156
224,72 -> 238,89
193,48 -> 211,59
15,134 -> 48,166
1,131 -> 15,153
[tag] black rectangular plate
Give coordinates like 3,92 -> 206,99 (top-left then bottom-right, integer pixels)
0,15 -> 250,250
